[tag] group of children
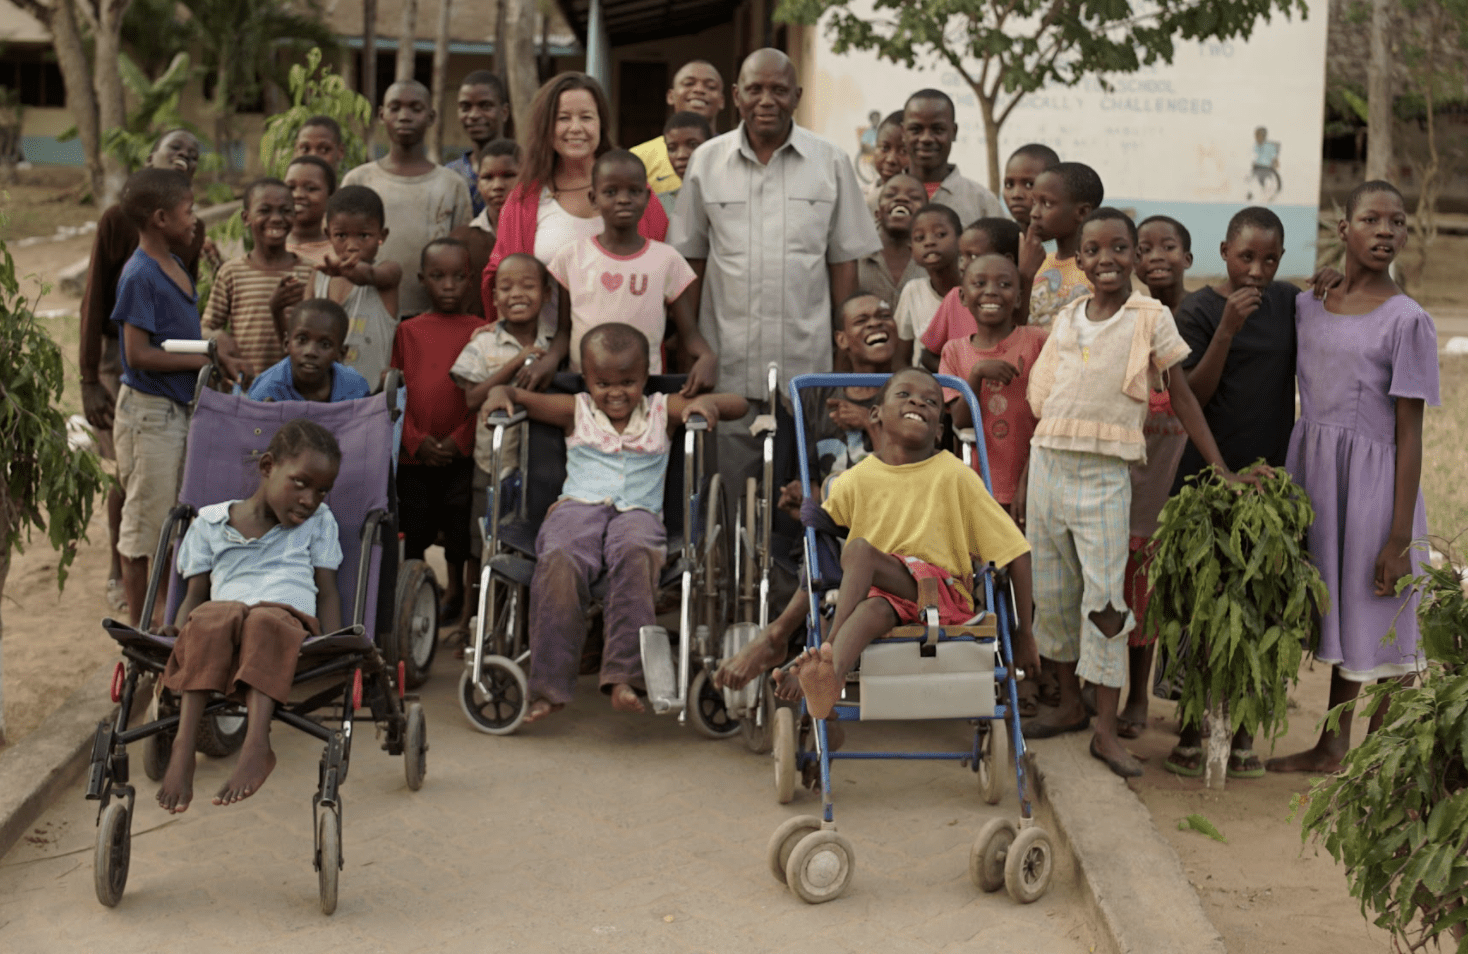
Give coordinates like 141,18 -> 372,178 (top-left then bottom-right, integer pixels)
83,67 -> 1438,811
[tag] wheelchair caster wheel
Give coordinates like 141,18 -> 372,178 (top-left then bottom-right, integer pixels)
687,669 -> 740,740
317,808 -> 341,915
970,817 -> 1016,893
766,814 -> 822,884
773,707 -> 796,804
1004,826 -> 1054,904
978,719 -> 1008,805
94,801 -> 132,907
403,702 -> 427,791
458,656 -> 527,735
197,706 -> 247,758
739,676 -> 775,754
785,829 -> 856,904
142,693 -> 174,782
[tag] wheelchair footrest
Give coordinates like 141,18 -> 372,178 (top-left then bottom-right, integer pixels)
639,625 -> 680,714
858,640 -> 996,720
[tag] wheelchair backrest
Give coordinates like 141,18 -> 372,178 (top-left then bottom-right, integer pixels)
520,373 -> 689,541
164,386 -> 395,636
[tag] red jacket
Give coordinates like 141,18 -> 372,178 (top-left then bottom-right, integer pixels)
480,180 -> 668,321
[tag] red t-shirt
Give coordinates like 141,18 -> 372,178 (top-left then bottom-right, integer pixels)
391,311 -> 489,463
924,181 -> 942,199
920,287 -> 974,357
939,325 -> 1049,504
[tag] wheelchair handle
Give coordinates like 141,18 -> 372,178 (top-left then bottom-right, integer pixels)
161,339 -> 213,355
685,413 -> 710,432
484,407 -> 528,427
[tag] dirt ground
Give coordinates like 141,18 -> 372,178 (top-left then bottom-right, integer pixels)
2,167 -> 1465,951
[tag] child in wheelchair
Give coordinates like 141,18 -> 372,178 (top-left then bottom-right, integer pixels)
480,322 -> 747,722
156,419 -> 343,813
776,367 -> 1039,719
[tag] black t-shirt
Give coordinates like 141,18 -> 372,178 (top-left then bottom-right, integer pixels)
1171,282 -> 1298,490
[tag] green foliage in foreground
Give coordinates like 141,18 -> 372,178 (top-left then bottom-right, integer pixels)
0,226 -> 110,588
1298,558 -> 1468,952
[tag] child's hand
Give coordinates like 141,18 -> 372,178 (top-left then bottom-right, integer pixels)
1215,467 -> 1259,491
319,250 -> 355,277
417,436 -> 454,466
682,352 -> 718,396
82,381 -> 115,430
682,395 -> 721,430
970,359 -> 1020,386
511,347 -> 548,387
215,334 -> 255,388
1373,537 -> 1413,598
1219,286 -> 1262,336
481,385 -> 516,421
521,353 -> 558,391
1008,487 -> 1027,532
1011,623 -> 1041,678
1309,266 -> 1344,301
201,237 -> 223,272
1019,221 -> 1046,280
271,275 -> 306,315
776,479 -> 804,521
827,396 -> 870,431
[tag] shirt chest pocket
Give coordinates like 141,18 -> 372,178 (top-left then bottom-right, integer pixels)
703,183 -> 749,259
786,186 -> 836,258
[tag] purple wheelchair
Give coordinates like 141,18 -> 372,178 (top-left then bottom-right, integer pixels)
85,369 -> 428,914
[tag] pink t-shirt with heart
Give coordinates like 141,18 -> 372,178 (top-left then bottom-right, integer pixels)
547,235 -> 697,375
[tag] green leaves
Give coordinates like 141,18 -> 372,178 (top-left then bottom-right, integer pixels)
0,222 -> 111,591
1179,813 -> 1228,843
258,47 -> 372,178
1145,465 -> 1325,739
1298,553 -> 1468,951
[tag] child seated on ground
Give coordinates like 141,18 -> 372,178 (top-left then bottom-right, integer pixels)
1024,162 -> 1101,327
894,203 -> 962,368
285,155 -> 337,265
778,367 -> 1038,718
112,168 -> 252,628
919,218 -> 1024,368
712,290 -> 898,691
392,238 -> 488,624
545,149 -> 715,389
155,420 -> 343,814
204,177 -> 317,374
940,254 -> 1047,522
656,112 -> 713,218
452,252 -> 555,565
293,115 -> 346,171
316,185 -> 402,390
247,298 -> 371,403
481,323 -> 747,722
450,138 -> 521,316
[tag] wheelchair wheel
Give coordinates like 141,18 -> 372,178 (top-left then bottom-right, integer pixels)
773,706 -> 797,804
93,801 -> 131,907
686,669 -> 741,739
457,655 -> 528,735
740,476 -> 759,620
739,676 -> 776,754
403,702 -> 427,791
1004,826 -> 1054,904
785,829 -> 856,904
766,814 -> 822,883
317,808 -> 341,915
700,474 -> 733,647
142,692 -> 175,782
970,817 -> 1016,893
391,559 -> 439,689
978,719 -> 1008,805
197,706 -> 247,758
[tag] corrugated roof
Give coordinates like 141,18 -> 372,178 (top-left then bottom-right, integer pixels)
554,0 -> 738,47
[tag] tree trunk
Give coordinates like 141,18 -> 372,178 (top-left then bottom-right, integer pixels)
429,0 -> 452,163
979,95 -> 1002,196
363,0 -> 378,155
22,0 -> 104,204
1365,0 -> 1394,182
0,481 -> 11,746
503,0 -> 539,141
1204,698 -> 1230,791
214,61 -> 232,173
396,0 -> 420,83
92,0 -> 132,206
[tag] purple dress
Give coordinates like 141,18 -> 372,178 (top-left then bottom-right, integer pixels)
1287,292 -> 1440,680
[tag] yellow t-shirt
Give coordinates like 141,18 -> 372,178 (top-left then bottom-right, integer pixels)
822,451 -> 1030,607
631,136 -> 680,194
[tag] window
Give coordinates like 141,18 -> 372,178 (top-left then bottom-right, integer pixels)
0,49 -> 66,108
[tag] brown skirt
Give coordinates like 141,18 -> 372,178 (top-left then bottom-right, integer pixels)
161,601 -> 319,704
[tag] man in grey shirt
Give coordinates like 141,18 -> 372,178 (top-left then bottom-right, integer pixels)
670,45 -> 880,481
903,88 -> 1005,226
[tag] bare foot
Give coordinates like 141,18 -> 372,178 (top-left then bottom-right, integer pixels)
772,666 -> 805,702
1265,745 -> 1345,774
156,748 -> 197,814
523,698 -> 564,724
794,645 -> 841,720
712,632 -> 785,691
213,744 -> 276,805
610,683 -> 645,713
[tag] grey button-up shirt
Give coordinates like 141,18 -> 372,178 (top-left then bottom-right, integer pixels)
669,122 -> 881,398
932,165 -> 1007,226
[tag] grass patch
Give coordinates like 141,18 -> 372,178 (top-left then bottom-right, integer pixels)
1423,354 -> 1468,561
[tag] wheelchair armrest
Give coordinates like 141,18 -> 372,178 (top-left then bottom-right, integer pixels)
684,413 -> 709,432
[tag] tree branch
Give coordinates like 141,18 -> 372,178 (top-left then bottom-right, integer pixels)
9,0 -> 53,22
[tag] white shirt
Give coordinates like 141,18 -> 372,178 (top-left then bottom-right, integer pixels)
533,187 -> 603,337
894,278 -> 944,365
